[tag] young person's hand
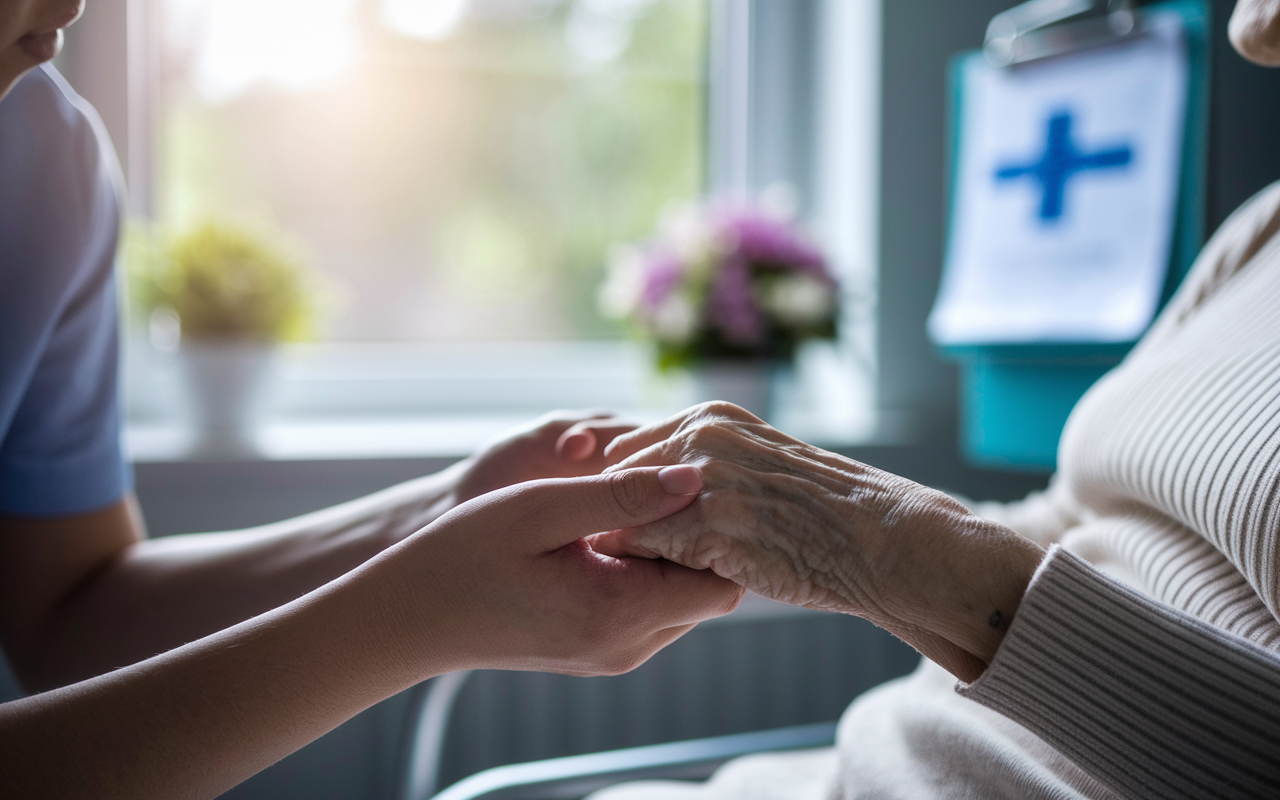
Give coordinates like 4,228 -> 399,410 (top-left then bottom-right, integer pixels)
382,463 -> 744,676
452,410 -> 641,504
0,411 -> 657,692
0,465 -> 742,800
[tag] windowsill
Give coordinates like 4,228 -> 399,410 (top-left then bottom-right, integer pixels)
126,413 -> 548,463
126,408 -> 922,464
125,339 -> 906,463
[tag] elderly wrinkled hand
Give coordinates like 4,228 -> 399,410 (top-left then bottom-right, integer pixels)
590,402 -> 1046,681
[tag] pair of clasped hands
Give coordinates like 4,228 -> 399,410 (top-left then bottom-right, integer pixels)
391,402 -> 1045,685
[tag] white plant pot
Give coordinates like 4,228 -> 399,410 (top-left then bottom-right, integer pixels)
693,360 -> 778,421
180,341 -> 275,457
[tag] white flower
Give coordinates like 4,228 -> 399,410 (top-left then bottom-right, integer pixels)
650,292 -> 698,343
761,274 -> 835,327
597,244 -> 647,320
657,202 -> 725,279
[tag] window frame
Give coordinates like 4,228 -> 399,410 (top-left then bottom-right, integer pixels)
62,0 -> 885,462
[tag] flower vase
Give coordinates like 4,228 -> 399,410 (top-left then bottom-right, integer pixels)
180,341 -> 275,457
693,360 -> 777,421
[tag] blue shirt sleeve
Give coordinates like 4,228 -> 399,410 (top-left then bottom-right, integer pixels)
0,65 -> 130,516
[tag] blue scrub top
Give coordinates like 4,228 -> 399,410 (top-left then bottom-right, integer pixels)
0,65 -> 130,516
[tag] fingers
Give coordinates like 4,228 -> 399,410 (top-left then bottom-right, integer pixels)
610,557 -> 745,630
556,427 -> 598,461
601,413 -> 688,465
587,528 -> 664,560
556,420 -> 639,462
587,507 -> 723,574
514,466 -> 704,550
602,402 -> 761,466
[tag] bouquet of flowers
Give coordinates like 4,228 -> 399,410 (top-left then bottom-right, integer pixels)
599,198 -> 839,370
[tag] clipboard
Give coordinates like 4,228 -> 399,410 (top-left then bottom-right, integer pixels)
929,0 -> 1209,470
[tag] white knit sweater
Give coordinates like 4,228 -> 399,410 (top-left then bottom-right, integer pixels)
843,181 -> 1280,799
595,184 -> 1280,800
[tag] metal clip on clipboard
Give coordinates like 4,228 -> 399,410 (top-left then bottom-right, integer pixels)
984,0 -> 1141,66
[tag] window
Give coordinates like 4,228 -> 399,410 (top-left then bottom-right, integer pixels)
158,0 -> 707,343
51,0 -> 883,459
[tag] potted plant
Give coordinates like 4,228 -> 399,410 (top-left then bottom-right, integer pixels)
598,197 -> 839,419
131,220 -> 317,454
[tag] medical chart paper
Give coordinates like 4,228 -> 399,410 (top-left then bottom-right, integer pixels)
929,16 -> 1188,345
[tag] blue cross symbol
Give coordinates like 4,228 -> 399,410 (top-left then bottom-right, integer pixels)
994,110 -> 1133,222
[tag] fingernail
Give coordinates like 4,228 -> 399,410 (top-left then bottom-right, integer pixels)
557,431 -> 593,459
658,465 -> 702,495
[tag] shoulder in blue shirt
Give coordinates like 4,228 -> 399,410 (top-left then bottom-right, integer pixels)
0,65 -> 130,516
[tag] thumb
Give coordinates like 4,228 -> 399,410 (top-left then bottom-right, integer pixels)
515,465 -> 703,550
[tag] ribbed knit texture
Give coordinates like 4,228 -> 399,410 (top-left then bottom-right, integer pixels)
977,181 -> 1280,651
1059,196 -> 1280,642
833,182 -> 1280,799
954,181 -> 1280,797
960,546 -> 1280,799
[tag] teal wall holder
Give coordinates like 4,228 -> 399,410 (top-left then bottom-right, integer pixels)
934,0 -> 1210,472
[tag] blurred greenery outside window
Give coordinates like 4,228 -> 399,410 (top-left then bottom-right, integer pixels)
156,0 -> 707,343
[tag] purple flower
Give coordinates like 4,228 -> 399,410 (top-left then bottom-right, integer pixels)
713,207 -> 834,284
638,250 -> 684,315
599,194 -> 839,364
706,255 -> 766,345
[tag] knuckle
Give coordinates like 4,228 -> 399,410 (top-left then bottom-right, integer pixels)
683,423 -> 717,451
684,418 -> 737,448
596,645 -> 650,676
701,423 -> 737,448
700,400 -> 751,420
607,471 -> 649,518
610,653 -> 648,675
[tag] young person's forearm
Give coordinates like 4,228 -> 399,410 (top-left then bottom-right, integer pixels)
0,466 -> 734,800
0,546 -> 443,800
25,463 -> 467,690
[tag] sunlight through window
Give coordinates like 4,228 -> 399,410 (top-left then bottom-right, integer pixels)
156,0 -> 707,343
381,0 -> 471,41
166,0 -> 359,101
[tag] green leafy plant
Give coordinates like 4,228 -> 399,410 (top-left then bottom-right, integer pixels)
130,220 -> 317,343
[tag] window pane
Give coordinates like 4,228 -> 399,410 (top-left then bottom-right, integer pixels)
159,0 -> 706,342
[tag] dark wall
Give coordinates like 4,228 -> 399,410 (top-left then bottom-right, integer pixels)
877,0 -> 1280,427
1206,1 -> 1280,227
877,0 -> 1011,424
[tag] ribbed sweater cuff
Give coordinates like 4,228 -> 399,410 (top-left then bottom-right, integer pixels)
958,544 -> 1280,800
